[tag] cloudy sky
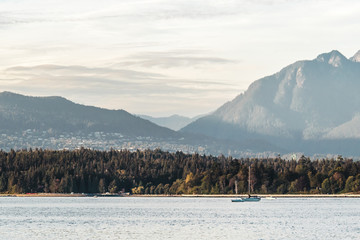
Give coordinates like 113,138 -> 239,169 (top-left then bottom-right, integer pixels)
0,0 -> 359,117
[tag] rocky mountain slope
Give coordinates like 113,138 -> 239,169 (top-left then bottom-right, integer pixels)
182,50 -> 360,155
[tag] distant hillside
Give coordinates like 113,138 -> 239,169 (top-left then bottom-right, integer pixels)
0,91 -> 177,138
182,50 -> 360,155
0,92 -> 283,156
139,114 -> 202,131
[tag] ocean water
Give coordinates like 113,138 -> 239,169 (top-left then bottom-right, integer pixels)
0,197 -> 359,239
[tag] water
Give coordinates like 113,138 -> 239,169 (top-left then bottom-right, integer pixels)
0,197 -> 359,239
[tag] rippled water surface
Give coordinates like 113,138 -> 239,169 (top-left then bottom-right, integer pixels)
1,197 -> 359,239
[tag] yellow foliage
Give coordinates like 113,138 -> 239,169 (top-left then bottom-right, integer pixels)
185,172 -> 194,184
131,186 -> 144,194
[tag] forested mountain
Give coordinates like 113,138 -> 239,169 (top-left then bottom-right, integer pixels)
182,50 -> 360,155
0,149 -> 359,195
0,91 -> 177,138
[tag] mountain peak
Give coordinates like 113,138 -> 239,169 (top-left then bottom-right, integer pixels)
350,50 -> 360,62
316,50 -> 347,67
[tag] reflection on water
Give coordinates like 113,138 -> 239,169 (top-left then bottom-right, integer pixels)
0,197 -> 359,239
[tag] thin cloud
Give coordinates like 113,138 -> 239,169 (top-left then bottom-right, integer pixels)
6,64 -> 166,80
117,51 -> 236,69
0,0 -> 241,26
1,64 -> 239,96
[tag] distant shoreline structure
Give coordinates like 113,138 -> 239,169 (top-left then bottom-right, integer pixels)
1,193 -> 360,198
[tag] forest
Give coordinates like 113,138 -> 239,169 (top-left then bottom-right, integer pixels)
0,148 -> 360,195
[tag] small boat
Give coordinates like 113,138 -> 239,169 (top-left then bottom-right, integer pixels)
232,166 -> 261,202
242,195 -> 261,202
231,196 -> 261,202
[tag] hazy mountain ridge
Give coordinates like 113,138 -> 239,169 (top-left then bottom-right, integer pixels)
182,50 -> 360,155
139,114 -> 203,131
0,91 -> 177,138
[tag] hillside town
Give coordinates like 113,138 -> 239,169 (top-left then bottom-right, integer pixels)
0,129 -> 205,154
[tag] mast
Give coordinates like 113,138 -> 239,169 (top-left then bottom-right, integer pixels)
235,180 -> 238,195
248,165 -> 251,196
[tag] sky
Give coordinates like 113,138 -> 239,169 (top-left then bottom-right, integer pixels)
0,0 -> 359,117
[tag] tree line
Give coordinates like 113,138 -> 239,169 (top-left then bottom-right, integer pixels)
0,148 -> 359,194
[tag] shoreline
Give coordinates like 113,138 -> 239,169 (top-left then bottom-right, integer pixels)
181,194 -> 360,198
1,193 -> 360,198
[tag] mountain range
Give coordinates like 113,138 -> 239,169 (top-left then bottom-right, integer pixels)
182,50 -> 360,155
0,91 -> 243,155
1,49 -> 360,156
